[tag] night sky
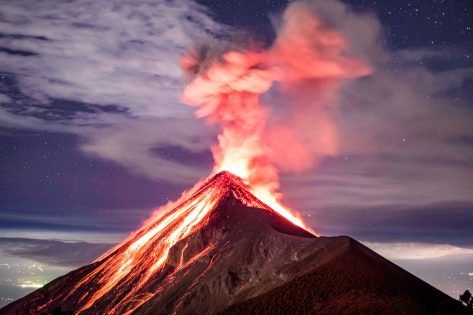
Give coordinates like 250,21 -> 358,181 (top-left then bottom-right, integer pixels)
0,0 -> 472,305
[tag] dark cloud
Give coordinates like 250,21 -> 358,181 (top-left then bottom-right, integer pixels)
307,201 -> 473,246
0,47 -> 37,56
0,238 -> 113,267
0,33 -> 49,41
0,209 -> 142,233
1,75 -> 128,121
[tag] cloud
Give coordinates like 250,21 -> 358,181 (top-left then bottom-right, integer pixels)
304,201 -> 473,247
364,241 -> 473,260
275,0 -> 386,65
276,1 -> 473,236
0,93 -> 10,103
281,54 -> 473,235
0,0 -> 226,183
0,0 -> 224,116
79,117 -> 214,182
0,238 -> 113,267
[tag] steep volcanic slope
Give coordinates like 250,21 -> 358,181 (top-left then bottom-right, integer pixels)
0,172 -> 466,315
222,238 -> 468,315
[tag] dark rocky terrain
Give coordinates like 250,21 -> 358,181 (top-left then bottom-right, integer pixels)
0,172 -> 467,315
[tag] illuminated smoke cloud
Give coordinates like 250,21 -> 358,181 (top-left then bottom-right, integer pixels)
182,1 -> 371,221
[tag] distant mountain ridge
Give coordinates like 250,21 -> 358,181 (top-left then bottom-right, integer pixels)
0,172 -> 467,314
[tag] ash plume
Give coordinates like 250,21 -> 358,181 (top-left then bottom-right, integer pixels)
181,1 -> 372,218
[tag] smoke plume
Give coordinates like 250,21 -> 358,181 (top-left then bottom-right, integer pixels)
182,1 -> 372,219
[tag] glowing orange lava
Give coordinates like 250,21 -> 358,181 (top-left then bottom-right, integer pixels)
69,172 -> 287,314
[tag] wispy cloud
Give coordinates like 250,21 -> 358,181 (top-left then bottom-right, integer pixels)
364,241 -> 473,260
0,0 -> 223,114
0,0 -> 225,182
0,238 -> 113,267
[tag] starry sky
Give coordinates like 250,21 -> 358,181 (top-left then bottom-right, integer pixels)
0,0 -> 472,305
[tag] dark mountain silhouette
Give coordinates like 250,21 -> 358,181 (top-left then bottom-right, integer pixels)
0,172 -> 467,314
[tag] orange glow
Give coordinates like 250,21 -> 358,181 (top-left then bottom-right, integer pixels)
182,51 -> 308,230
181,4 -> 370,232
67,172 -> 282,314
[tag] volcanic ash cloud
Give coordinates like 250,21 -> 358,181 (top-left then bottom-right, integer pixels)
181,1 -> 372,221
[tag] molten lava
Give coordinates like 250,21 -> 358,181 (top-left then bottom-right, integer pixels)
57,172 -> 309,314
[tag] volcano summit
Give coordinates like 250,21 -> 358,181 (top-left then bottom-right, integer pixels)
0,172 -> 466,315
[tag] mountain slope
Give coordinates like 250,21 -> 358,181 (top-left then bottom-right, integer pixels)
222,237 -> 466,315
0,172 -> 466,315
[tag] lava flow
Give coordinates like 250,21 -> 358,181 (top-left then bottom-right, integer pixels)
63,171 -> 302,314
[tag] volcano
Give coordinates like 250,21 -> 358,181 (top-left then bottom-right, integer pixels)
0,171 -> 466,315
